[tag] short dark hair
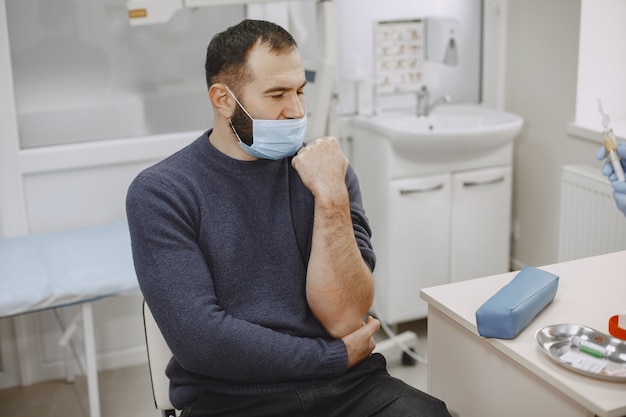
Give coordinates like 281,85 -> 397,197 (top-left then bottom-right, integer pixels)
205,19 -> 298,91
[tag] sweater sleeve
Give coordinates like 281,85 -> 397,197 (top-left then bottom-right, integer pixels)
346,165 -> 376,272
126,172 -> 347,384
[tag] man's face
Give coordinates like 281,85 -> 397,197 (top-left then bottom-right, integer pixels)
230,43 -> 307,145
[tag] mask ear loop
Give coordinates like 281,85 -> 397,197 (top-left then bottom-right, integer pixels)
224,86 -> 254,120
224,85 -> 254,146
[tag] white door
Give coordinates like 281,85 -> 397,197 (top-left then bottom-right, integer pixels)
382,174 -> 451,323
450,166 -> 512,282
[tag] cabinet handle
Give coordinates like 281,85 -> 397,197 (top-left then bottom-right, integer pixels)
463,176 -> 505,188
399,183 -> 444,195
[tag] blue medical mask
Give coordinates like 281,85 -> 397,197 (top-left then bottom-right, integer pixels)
226,86 -> 307,160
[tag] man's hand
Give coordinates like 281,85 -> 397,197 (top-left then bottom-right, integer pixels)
342,316 -> 380,368
291,137 -> 348,201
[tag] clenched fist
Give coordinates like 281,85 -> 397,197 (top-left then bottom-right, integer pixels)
292,137 -> 349,201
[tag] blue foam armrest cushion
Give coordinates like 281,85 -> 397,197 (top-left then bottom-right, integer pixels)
475,266 -> 559,339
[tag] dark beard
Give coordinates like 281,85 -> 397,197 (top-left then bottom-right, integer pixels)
230,105 -> 254,146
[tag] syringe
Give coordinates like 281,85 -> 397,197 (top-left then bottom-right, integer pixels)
598,98 -> 625,182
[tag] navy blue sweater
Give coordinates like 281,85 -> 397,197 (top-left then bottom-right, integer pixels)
126,131 -> 375,408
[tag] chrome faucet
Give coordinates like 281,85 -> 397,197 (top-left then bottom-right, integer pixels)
416,86 -> 451,117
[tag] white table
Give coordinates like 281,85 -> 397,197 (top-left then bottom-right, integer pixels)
0,221 -> 138,417
420,251 -> 626,417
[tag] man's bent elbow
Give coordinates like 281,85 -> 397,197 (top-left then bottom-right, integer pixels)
320,307 -> 372,339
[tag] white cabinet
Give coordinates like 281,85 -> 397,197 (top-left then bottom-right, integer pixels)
347,118 -> 515,324
369,167 -> 512,323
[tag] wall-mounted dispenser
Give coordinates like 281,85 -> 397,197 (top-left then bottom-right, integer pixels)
425,17 -> 460,66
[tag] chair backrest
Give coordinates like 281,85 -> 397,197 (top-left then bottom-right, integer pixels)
143,300 -> 177,417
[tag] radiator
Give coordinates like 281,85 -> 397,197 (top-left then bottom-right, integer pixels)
556,165 -> 626,262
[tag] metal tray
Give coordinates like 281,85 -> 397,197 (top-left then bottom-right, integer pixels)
536,324 -> 626,382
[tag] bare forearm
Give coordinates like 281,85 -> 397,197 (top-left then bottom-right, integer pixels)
291,137 -> 375,338
306,194 -> 375,338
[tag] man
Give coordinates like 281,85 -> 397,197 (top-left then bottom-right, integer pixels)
127,19 -> 452,417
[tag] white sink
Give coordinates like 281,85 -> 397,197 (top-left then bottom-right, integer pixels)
352,104 -> 523,161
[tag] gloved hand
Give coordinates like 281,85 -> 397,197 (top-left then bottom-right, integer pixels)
596,142 -> 626,181
596,142 -> 626,216
611,181 -> 626,217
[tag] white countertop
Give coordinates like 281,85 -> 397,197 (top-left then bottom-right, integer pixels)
420,251 -> 626,417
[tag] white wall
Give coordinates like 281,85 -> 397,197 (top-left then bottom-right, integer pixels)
335,0 -> 483,115
497,0 -> 622,268
575,0 -> 626,133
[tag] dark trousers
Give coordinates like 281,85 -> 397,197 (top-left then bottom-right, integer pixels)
180,353 -> 452,417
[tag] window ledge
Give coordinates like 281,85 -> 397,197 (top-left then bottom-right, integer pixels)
568,120 -> 626,144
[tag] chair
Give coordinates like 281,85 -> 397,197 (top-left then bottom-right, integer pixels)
143,300 -> 177,417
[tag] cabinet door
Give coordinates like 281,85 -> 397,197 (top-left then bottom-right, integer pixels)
382,174 -> 451,323
450,166 -> 512,282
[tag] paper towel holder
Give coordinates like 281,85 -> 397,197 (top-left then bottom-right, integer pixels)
425,17 -> 460,66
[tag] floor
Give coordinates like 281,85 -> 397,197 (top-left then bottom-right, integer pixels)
0,320 -> 428,417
